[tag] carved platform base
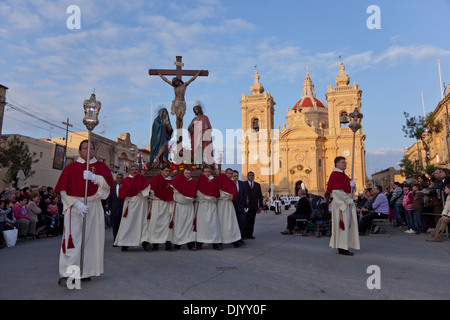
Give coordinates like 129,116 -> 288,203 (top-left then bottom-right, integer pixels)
143,168 -> 219,181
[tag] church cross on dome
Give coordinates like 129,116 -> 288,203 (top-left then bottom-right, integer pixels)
292,66 -> 326,110
302,66 -> 316,98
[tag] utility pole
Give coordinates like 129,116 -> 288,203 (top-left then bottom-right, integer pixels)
62,118 -> 73,169
0,85 -> 9,136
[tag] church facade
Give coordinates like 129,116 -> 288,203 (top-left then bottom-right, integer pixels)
240,63 -> 366,197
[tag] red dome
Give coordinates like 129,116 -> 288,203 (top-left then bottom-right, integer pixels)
292,67 -> 326,110
292,96 -> 325,110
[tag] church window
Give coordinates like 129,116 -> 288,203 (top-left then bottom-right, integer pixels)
252,118 -> 260,132
340,111 -> 349,127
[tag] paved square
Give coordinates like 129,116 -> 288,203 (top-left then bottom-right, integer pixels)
1,209 -> 449,300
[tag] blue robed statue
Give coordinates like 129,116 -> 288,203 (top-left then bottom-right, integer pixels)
150,108 -> 173,169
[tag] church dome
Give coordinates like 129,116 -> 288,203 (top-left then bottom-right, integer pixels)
292,67 -> 326,110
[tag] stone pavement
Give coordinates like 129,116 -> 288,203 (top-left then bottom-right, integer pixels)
1,208 -> 450,300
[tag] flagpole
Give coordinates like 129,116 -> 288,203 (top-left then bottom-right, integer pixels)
438,60 -> 444,100
421,91 -> 426,117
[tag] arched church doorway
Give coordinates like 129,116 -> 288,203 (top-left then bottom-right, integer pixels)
295,180 -> 303,195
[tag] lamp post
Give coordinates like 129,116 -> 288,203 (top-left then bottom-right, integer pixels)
348,107 -> 363,192
80,93 -> 101,276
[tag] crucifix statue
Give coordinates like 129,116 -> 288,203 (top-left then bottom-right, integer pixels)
149,56 -> 208,136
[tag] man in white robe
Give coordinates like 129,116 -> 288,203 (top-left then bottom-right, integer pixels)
326,156 -> 360,256
114,164 -> 151,251
195,166 -> 222,250
170,168 -> 197,250
217,169 -> 242,247
147,165 -> 175,251
55,140 -> 114,286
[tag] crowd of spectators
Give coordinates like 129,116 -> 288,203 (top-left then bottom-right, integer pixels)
0,186 -> 63,248
357,168 -> 450,235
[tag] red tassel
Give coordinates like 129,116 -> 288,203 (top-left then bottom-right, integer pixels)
123,205 -> 128,218
339,218 -> 345,230
61,237 -> 66,254
67,235 -> 75,249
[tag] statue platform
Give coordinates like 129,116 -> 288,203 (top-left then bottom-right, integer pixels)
143,167 -> 220,181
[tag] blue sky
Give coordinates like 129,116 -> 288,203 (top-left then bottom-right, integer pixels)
1,0 -> 450,176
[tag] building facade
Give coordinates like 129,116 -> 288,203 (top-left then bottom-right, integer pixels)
0,132 -> 140,190
403,84 -> 450,170
240,63 -> 367,196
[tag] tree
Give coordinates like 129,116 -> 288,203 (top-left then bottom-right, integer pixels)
402,112 -> 443,167
0,135 -> 39,186
399,154 -> 420,178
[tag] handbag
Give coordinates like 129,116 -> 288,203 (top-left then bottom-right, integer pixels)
3,228 -> 18,247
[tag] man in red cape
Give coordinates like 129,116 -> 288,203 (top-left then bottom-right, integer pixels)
326,156 -> 360,256
147,165 -> 175,251
170,168 -> 198,250
114,164 -> 151,251
217,169 -> 244,248
195,166 -> 222,250
55,140 -> 113,286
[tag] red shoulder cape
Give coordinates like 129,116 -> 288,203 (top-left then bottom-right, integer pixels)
326,170 -> 351,194
55,160 -> 114,197
119,174 -> 150,200
170,173 -> 197,198
197,173 -> 218,197
151,173 -> 173,202
217,173 -> 237,201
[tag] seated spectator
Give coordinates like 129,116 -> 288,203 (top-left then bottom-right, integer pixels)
359,185 -> 389,234
13,196 -> 31,239
281,189 -> 312,235
357,189 -> 373,222
0,200 -> 17,248
27,194 -> 43,239
426,183 -> 450,242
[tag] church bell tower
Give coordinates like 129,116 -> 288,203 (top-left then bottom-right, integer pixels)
240,72 -> 276,191
325,63 -> 366,191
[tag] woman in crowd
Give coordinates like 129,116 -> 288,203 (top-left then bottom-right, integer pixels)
27,193 -> 43,239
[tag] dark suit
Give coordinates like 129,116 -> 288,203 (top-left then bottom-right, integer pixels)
243,180 -> 263,238
233,180 -> 247,238
107,183 -> 124,241
286,196 -> 312,231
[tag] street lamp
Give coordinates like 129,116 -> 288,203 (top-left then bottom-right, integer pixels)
348,107 -> 363,187
80,93 -> 101,277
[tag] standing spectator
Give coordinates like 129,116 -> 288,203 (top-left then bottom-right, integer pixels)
412,183 -> 424,234
243,171 -> 263,240
390,182 -> 403,227
402,184 -> 415,234
232,170 -> 247,245
424,169 -> 446,225
26,194 -> 42,239
107,173 -> 124,244
47,196 -> 60,236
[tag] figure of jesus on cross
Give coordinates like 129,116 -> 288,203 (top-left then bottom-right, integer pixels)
149,56 -> 208,133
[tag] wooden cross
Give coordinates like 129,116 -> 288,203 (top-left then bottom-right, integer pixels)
149,56 -> 208,79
